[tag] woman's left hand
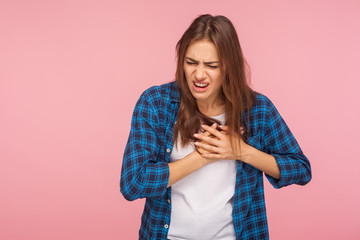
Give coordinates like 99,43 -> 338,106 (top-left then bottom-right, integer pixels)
194,123 -> 251,161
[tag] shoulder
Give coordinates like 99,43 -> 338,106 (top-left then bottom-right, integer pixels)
134,81 -> 179,114
243,92 -> 282,139
245,91 -> 282,131
249,91 -> 285,131
252,91 -> 276,113
140,81 -> 178,104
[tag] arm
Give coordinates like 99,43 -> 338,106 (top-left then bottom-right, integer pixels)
120,91 -> 169,201
120,90 -> 216,201
240,145 -> 280,179
167,151 -> 208,187
167,126 -> 218,187
262,98 -> 312,188
193,98 -> 311,188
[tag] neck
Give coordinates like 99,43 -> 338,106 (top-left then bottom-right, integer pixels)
197,99 -> 225,116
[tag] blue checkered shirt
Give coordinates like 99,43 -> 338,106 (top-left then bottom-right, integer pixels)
120,81 -> 312,239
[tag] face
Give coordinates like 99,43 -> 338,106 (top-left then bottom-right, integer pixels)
184,39 -> 224,106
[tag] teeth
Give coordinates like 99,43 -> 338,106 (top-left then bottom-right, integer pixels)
194,82 -> 209,87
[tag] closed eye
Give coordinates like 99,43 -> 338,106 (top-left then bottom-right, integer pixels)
208,65 -> 218,69
186,61 -> 218,69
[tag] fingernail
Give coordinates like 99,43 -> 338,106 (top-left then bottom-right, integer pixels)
194,142 -> 199,146
194,133 -> 199,138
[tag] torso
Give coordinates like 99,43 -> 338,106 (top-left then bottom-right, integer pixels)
167,112 -> 236,240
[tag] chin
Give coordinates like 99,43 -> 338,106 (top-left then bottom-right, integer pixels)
192,93 -> 209,101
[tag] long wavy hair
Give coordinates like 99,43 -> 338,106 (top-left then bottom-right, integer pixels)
173,14 -> 256,154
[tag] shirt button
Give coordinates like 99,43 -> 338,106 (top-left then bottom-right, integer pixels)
166,148 -> 171,153
167,199 -> 171,203
164,224 -> 169,229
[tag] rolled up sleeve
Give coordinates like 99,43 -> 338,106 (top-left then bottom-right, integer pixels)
264,99 -> 312,188
120,91 -> 169,201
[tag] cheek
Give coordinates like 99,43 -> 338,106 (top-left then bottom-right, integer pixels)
185,72 -> 191,83
183,66 -> 189,76
184,68 -> 193,80
211,72 -> 223,85
184,70 -> 192,85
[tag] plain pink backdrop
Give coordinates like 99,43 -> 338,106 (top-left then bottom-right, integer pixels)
1,0 -> 359,239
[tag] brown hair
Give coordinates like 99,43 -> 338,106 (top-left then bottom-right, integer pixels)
173,14 -> 256,154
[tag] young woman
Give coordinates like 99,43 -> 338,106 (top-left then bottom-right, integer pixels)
120,14 -> 312,240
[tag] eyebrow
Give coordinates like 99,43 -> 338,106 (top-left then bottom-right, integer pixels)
185,57 -> 219,64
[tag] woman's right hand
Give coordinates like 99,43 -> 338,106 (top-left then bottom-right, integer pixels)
194,123 -> 220,164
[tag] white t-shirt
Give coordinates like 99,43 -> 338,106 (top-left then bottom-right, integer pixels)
168,112 -> 237,240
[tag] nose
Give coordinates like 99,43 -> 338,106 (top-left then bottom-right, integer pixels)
195,66 -> 206,81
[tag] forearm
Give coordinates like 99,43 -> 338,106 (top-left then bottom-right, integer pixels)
167,151 -> 209,187
241,145 -> 280,179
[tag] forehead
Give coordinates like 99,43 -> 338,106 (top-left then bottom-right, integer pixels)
185,40 -> 219,61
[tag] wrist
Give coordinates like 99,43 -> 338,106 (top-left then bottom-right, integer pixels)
190,151 -> 209,167
237,144 -> 256,163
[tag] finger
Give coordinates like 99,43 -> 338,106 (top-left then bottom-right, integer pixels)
203,123 -> 218,133
219,125 -> 244,135
201,153 -> 222,159
219,125 -> 229,131
201,122 -> 217,130
202,130 -> 211,137
218,125 -> 229,135
211,123 -> 219,131
201,124 -> 224,139
196,146 -> 213,155
196,133 -> 218,145
213,123 -> 224,132
198,123 -> 216,136
194,141 -> 219,152
194,133 -> 221,147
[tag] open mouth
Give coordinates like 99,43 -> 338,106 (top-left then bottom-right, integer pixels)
193,82 -> 209,88
192,81 -> 210,93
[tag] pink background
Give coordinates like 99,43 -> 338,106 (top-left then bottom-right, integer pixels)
1,0 -> 359,239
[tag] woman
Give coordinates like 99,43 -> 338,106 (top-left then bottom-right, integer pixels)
120,14 -> 312,240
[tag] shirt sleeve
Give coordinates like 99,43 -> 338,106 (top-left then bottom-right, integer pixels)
263,98 -> 312,189
120,90 -> 170,201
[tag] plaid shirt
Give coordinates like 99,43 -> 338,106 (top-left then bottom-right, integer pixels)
120,81 -> 312,240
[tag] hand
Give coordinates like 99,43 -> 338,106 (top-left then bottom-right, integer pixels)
195,123 -> 219,155
193,123 -> 220,164
194,124 -> 249,161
